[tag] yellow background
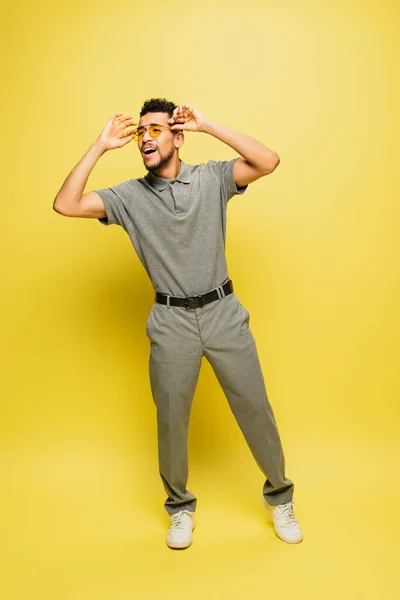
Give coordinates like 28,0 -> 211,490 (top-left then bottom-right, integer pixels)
1,0 -> 398,598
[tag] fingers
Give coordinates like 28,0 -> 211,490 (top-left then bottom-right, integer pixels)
115,116 -> 136,129
117,118 -> 137,130
110,113 -> 135,128
168,104 -> 193,124
113,118 -> 137,141
108,112 -> 123,125
120,125 -> 135,138
115,114 -> 133,122
119,134 -> 134,146
168,109 -> 178,124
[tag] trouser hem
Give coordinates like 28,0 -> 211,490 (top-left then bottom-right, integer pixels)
263,489 -> 294,506
165,502 -> 197,516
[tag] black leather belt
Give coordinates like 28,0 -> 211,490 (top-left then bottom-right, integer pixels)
155,279 -> 234,309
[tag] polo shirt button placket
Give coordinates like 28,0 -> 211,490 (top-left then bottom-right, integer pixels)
169,181 -> 182,214
168,183 -> 174,203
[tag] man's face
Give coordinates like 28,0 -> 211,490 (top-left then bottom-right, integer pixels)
137,111 -> 182,173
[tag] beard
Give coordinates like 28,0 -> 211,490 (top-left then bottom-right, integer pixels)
144,145 -> 176,174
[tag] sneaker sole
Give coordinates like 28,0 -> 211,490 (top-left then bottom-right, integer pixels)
166,536 -> 193,549
261,496 -> 303,544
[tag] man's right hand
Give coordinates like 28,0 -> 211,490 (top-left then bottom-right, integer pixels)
53,112 -> 137,218
97,112 -> 137,151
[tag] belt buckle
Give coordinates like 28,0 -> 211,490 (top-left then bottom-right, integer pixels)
184,295 -> 204,309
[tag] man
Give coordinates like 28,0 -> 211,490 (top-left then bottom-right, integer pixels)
53,98 -> 303,549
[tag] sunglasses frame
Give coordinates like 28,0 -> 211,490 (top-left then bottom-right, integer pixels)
132,123 -> 173,141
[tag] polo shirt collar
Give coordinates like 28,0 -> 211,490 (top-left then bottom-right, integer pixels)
145,160 -> 191,191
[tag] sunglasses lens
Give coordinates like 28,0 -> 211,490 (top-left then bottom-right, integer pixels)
134,124 -> 164,141
133,127 -> 145,140
149,125 -> 162,138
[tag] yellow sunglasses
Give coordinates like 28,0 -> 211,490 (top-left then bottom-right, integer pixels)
132,123 -> 172,141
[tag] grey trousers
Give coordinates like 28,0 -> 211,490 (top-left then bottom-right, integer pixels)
146,291 -> 294,515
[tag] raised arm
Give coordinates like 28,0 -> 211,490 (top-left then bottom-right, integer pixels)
168,104 -> 280,188
53,113 -> 136,218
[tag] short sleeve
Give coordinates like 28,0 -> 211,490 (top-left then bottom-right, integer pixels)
95,181 -> 134,227
220,157 -> 248,202
204,158 -> 248,205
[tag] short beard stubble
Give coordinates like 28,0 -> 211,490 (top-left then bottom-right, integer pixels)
145,145 -> 176,174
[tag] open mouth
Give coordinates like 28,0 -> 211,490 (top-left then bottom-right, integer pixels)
143,147 -> 157,156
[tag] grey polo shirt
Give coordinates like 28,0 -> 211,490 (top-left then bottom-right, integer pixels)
95,158 -> 247,297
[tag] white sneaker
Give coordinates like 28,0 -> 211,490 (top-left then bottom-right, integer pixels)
263,498 -> 303,544
166,510 -> 196,549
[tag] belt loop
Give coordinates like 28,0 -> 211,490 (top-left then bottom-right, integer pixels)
217,285 -> 225,299
166,295 -> 171,309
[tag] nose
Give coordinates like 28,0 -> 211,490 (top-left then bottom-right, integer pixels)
142,128 -> 153,143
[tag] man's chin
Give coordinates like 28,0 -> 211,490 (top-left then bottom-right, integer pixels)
144,150 -> 176,174
145,159 -> 163,173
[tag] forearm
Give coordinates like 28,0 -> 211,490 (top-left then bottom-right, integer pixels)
53,139 -> 107,211
201,119 -> 279,173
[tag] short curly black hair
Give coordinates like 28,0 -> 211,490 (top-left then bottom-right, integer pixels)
139,97 -> 177,118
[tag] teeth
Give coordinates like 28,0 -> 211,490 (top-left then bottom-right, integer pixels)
144,148 -> 156,154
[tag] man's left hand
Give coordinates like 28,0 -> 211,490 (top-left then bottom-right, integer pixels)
168,104 -> 207,133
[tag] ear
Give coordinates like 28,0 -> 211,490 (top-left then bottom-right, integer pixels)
174,131 -> 185,149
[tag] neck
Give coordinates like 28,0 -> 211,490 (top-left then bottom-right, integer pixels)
152,154 -> 181,179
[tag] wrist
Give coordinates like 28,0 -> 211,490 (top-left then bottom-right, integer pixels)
199,117 -> 215,134
92,137 -> 108,156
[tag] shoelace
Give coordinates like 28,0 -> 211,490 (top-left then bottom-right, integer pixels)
171,511 -> 192,530
277,502 -> 298,526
